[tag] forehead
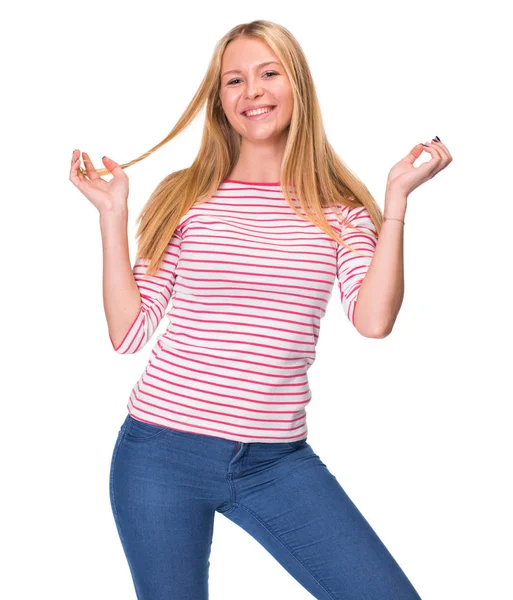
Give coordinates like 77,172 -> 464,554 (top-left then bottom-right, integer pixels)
221,37 -> 280,73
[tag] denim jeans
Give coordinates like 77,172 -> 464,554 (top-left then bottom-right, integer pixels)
109,413 -> 422,599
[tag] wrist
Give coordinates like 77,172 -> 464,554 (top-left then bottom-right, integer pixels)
385,183 -> 408,199
383,208 -> 406,219
384,190 -> 407,219
383,215 -> 405,225
99,208 -> 128,226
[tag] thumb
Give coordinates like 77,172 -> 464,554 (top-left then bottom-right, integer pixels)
102,155 -> 125,175
403,144 -> 425,166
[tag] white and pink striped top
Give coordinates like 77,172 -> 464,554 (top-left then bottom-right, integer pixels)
110,179 -> 378,443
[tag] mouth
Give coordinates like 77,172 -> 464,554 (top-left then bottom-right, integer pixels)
241,105 -> 277,120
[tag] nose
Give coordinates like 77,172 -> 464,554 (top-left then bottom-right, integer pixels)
244,76 -> 264,99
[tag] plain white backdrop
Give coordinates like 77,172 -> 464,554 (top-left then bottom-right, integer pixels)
2,0 -> 512,598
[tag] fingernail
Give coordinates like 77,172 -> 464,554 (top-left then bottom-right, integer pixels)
435,135 -> 441,142
421,143 -> 428,147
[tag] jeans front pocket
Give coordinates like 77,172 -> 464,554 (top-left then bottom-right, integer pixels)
287,437 -> 308,449
124,414 -> 169,442
117,413 -> 131,436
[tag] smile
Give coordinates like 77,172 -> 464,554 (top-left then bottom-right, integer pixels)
242,105 -> 277,120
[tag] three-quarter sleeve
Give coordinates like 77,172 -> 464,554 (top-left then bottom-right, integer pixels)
111,227 -> 183,354
336,205 -> 378,326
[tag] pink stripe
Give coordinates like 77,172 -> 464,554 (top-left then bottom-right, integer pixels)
147,359 -> 308,390
128,394 -> 307,442
182,227 -> 338,244
163,330 -> 315,352
178,238 -> 338,254
172,296 -> 328,315
179,256 -> 336,272
131,391 -> 307,427
131,397 -> 307,435
179,244 -> 337,258
184,212 -> 340,224
157,343 -> 307,369
138,378 -> 310,409
152,350 -> 307,382
169,314 -> 319,336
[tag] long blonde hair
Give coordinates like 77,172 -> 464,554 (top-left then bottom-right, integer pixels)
86,19 -> 383,276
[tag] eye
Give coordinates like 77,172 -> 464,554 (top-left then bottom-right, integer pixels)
227,71 -> 279,86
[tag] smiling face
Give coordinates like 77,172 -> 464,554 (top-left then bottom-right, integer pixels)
219,36 -> 293,144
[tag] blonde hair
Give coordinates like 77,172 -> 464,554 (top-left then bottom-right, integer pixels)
85,19 -> 383,276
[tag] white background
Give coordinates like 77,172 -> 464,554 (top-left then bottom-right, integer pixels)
2,0 -> 512,598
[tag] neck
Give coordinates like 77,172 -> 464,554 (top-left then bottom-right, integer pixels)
229,132 -> 288,182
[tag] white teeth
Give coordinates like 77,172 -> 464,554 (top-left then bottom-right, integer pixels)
244,106 -> 274,117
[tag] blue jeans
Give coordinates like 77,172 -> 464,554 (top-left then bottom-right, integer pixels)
109,414 -> 422,599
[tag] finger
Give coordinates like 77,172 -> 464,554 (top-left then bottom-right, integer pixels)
70,155 -> 84,186
415,159 -> 440,181
419,144 -> 442,177
432,138 -> 452,163
77,155 -> 89,181
70,150 -> 83,173
429,138 -> 448,161
424,141 -> 443,163
76,153 -> 87,182
82,151 -> 100,180
426,140 -> 451,171
69,151 -> 87,185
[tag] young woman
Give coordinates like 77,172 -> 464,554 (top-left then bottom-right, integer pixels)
69,19 -> 451,600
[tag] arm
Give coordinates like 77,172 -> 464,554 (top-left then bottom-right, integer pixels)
353,137 -> 454,335
100,209 -> 183,354
336,192 -> 406,338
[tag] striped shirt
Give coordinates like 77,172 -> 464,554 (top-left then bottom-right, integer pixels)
111,179 -> 378,443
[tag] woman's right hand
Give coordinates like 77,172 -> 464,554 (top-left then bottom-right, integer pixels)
69,150 -> 129,215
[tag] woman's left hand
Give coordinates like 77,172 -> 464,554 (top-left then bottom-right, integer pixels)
386,137 -> 453,198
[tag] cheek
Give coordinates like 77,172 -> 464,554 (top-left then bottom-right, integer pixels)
276,85 -> 293,111
220,95 -> 243,129
219,92 -> 229,112
220,92 -> 239,114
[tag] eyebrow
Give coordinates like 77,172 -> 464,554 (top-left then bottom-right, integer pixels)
221,61 -> 281,78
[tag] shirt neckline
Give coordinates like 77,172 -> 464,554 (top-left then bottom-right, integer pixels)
222,178 -> 281,186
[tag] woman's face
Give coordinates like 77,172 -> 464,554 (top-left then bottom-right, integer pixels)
219,37 -> 293,144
